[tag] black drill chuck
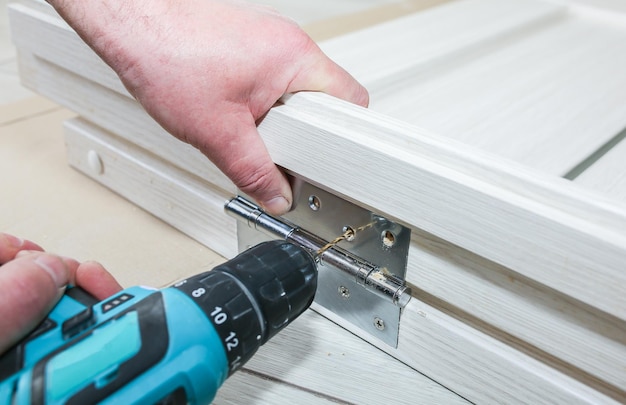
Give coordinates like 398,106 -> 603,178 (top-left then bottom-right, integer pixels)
174,241 -> 317,375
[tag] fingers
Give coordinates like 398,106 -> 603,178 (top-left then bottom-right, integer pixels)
213,112 -> 293,215
0,253 -> 74,353
0,232 -> 44,264
0,243 -> 123,354
75,261 -> 123,300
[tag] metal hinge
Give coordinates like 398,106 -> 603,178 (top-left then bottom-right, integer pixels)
225,180 -> 411,347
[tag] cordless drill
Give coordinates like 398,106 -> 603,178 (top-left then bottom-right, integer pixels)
0,240 -> 317,404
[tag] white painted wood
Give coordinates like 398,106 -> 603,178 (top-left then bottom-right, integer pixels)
316,301 -> 620,405
320,0 -> 565,94
10,0 -> 626,402
62,117 -> 622,404
33,19 -> 624,387
2,103 -> 466,405
408,228 -> 626,394
264,92 -> 626,321
321,0 -> 626,175
12,0 -> 626,178
575,138 -> 626,204
64,117 -> 238,259
242,308 -> 469,405
215,371 -> 339,405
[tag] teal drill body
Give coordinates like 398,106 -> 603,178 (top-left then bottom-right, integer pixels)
0,241 -> 317,404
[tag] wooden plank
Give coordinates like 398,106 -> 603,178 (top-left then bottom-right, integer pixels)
408,228 -> 626,395
64,118 -> 624,403
368,15 -> 626,175
64,117 -> 238,259
320,0 -> 626,175
0,107 -> 221,289
575,135 -> 626,204
15,48 -> 235,194
14,0 -> 626,178
0,103 -> 465,405
318,301 -> 620,405
261,92 -> 626,323
319,0 -> 564,94
215,370 -> 340,405
29,47 -> 626,389
9,0 -> 626,401
242,309 -> 468,405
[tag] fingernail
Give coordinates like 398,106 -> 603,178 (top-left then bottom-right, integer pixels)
34,255 -> 69,288
5,234 -> 24,248
263,196 -> 291,216
16,250 -> 39,258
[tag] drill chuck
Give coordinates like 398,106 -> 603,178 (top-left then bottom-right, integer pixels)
174,240 -> 317,376
0,241 -> 317,404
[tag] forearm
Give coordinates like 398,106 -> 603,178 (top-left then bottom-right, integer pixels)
46,0 -> 173,78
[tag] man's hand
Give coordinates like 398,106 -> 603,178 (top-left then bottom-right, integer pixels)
48,0 -> 369,215
0,233 -> 123,354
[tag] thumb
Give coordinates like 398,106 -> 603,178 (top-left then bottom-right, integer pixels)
210,112 -> 292,216
0,253 -> 75,354
287,44 -> 369,108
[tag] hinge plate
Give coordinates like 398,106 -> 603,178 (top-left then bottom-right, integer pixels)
232,179 -> 411,347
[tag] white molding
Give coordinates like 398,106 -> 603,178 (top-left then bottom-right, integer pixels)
10,0 -> 626,402
63,118 -> 622,404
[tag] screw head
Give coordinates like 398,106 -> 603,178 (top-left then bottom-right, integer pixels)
338,286 -> 350,298
374,317 -> 385,331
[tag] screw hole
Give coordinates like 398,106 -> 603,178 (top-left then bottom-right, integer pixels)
343,226 -> 356,242
381,230 -> 396,248
308,195 -> 321,211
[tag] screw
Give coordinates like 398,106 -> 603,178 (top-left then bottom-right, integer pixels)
374,317 -> 385,331
338,286 -> 350,298
342,226 -> 356,242
381,230 -> 396,249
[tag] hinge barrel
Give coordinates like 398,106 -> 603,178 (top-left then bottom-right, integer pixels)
225,196 -> 411,308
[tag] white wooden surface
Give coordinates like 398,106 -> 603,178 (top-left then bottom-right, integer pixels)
575,131 -> 626,204
320,0 -> 626,176
64,116 -> 623,404
9,0 -> 626,403
1,100 -> 468,405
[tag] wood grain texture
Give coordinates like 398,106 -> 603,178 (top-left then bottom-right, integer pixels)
241,308 -> 469,405
575,136 -> 626,204
320,0 -> 626,175
408,229 -> 626,396
0,104 -> 224,289
9,4 -> 235,193
261,92 -> 626,323
316,301 -> 620,404
63,118 -> 624,403
10,0 -> 626,402
0,103 -> 465,405
61,124 -> 475,405
64,117 -> 238,259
